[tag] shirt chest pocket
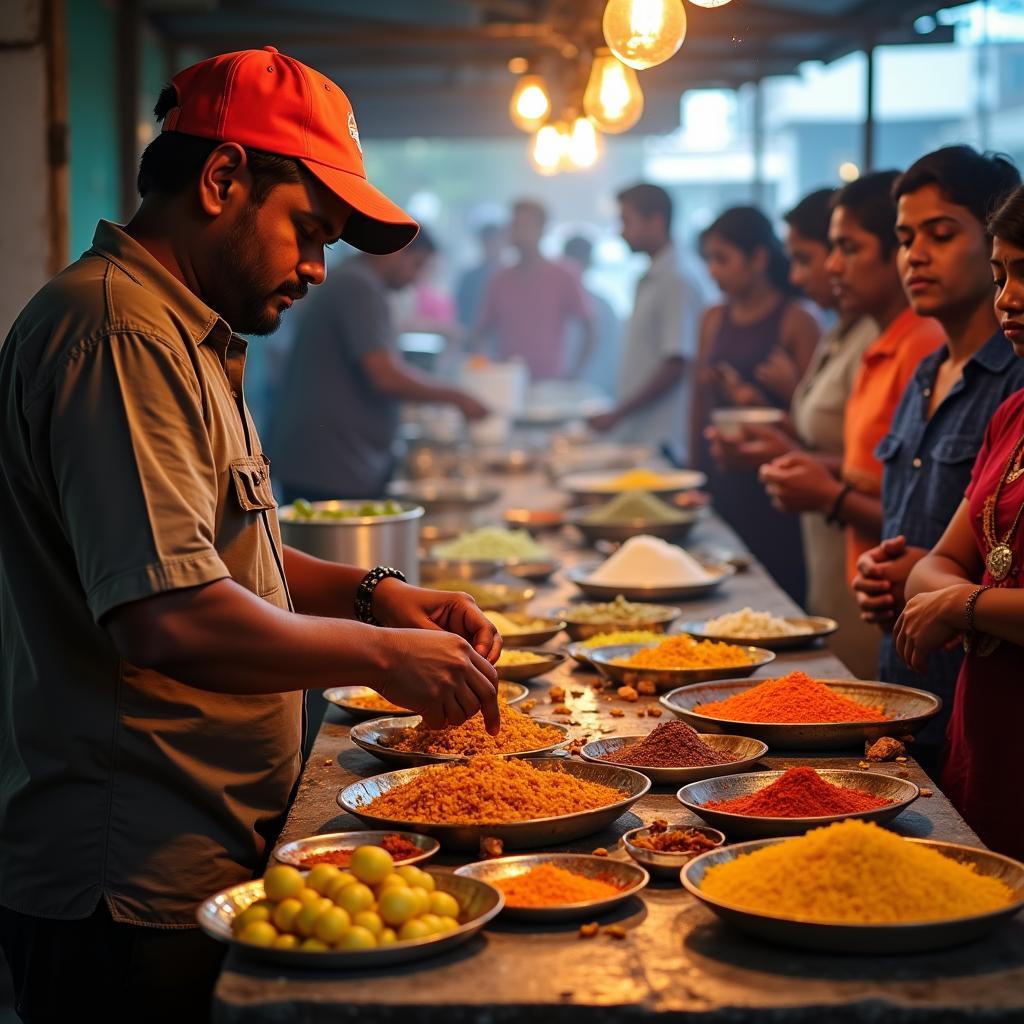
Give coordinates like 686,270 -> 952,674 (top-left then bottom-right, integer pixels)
875,434 -> 901,464
925,435 -> 981,525
227,455 -> 285,602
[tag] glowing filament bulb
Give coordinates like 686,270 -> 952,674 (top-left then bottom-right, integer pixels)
602,0 -> 687,70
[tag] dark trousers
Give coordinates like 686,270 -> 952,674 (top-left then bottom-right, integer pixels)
0,900 -> 224,1024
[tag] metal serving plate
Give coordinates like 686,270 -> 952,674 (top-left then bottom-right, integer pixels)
496,648 -> 567,682
581,734 -> 769,786
550,603 -> 682,643
421,557 -> 561,585
589,643 -> 775,692
566,562 -> 735,602
677,769 -> 919,839
337,758 -> 652,851
387,479 -> 501,514
429,579 -> 536,611
622,824 -> 725,880
681,838 -> 1024,954
561,469 -> 707,505
570,507 -> 709,547
660,678 -> 942,751
324,682 -> 529,721
349,715 -> 571,767
273,830 -> 439,868
679,616 -> 839,651
197,869 -> 502,968
490,614 -> 566,649
503,506 -> 571,532
454,853 -> 649,922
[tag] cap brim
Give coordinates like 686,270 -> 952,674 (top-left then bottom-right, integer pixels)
302,159 -> 418,255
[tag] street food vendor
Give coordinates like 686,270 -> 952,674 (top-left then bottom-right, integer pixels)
0,47 -> 499,1021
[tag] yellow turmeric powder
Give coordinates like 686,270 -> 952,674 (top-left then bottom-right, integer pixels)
700,820 -> 1015,923
496,863 -> 622,907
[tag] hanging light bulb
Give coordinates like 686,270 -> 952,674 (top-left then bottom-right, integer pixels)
602,0 -> 687,70
509,74 -> 552,133
688,0 -> 733,6
530,122 -> 566,175
583,48 -> 644,134
566,116 -> 601,170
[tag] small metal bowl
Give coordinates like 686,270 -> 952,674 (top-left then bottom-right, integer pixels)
550,603 -> 682,642
325,682 -> 529,721
272,830 -> 439,868
454,853 -> 649,922
504,506 -> 571,532
420,557 -> 508,583
622,824 -> 726,880
349,715 -> 571,767
561,469 -> 708,506
496,648 -> 567,682
589,643 -> 776,693
430,579 -> 536,612
565,562 -> 736,602
489,613 -> 567,648
580,734 -> 769,786
677,769 -> 920,839
679,615 -> 839,652
570,507 -> 709,548
387,479 -> 501,513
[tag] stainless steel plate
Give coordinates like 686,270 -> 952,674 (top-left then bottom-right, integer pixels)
581,734 -> 769,786
678,616 -> 839,651
550,603 -> 682,642
387,479 -> 501,513
566,563 -> 735,602
660,678 -> 942,751
196,869 -> 503,967
337,757 -> 652,851
503,506 -> 571,532
429,579 -> 536,611
561,469 -> 707,505
622,824 -> 725,880
589,643 -> 775,692
677,769 -> 919,839
421,557 -> 561,585
570,507 -> 709,547
273,830 -> 439,868
489,614 -> 567,649
349,715 -> 571,767
496,649 -> 567,682
681,837 -> 1024,954
325,682 -> 528,721
454,853 -> 648,922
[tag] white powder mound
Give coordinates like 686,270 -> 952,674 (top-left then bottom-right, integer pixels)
587,535 -> 712,587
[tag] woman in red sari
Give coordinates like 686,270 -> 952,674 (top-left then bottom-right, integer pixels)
895,184 -> 1024,858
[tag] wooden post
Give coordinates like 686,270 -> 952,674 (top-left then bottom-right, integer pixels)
44,0 -> 68,273
116,0 -> 141,222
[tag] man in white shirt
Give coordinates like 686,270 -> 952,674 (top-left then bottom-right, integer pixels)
588,183 -> 704,464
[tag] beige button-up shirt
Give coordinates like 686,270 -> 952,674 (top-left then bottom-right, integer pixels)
0,221 -> 302,926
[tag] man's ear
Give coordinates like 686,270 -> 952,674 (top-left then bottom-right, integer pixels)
197,142 -> 251,218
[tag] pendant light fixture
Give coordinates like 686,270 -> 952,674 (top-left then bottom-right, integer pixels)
583,48 -> 644,133
602,0 -> 687,71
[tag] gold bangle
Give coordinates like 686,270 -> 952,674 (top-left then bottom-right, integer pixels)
962,584 -> 992,653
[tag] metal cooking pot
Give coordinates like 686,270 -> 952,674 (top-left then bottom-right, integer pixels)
279,501 -> 424,584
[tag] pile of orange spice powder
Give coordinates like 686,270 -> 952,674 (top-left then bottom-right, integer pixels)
495,863 -> 622,907
694,672 -> 890,723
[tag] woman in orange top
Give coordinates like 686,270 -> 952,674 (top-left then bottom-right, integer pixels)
760,171 -> 945,588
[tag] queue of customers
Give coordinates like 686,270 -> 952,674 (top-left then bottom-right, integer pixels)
269,146 -> 1024,860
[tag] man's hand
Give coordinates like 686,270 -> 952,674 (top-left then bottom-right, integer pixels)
588,410 -> 621,433
706,423 -> 796,471
454,393 -> 489,421
852,536 -> 926,631
754,349 -> 802,401
893,583 -> 973,674
759,452 -> 840,514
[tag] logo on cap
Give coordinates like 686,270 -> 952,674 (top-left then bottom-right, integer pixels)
348,111 -> 362,154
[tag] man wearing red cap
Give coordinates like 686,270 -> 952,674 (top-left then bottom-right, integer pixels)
0,47 -> 500,1020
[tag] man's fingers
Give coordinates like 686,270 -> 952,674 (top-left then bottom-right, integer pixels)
467,671 -> 501,735
468,645 -> 499,684
853,577 -> 892,597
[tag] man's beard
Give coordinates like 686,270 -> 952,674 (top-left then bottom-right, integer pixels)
214,203 -> 298,336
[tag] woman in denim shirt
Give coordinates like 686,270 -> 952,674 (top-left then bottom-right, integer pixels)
852,146 -> 1023,777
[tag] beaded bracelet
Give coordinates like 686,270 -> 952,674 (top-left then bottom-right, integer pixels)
962,584 -> 992,654
825,483 -> 854,527
355,566 -> 407,626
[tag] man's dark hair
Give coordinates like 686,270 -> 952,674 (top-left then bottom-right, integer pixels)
563,234 -> 593,267
137,84 -> 302,203
406,225 -> 437,255
512,199 -> 547,227
988,184 -> 1024,249
784,188 -> 836,247
617,182 -> 673,230
831,170 -> 902,258
893,145 -> 1020,231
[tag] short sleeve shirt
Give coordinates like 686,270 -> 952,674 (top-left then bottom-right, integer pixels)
476,257 -> 590,379
841,307 -> 945,580
0,221 -> 302,926
270,257 -> 398,498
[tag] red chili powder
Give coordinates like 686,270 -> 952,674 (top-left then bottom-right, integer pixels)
297,833 -> 423,867
695,672 -> 890,724
703,766 -> 892,818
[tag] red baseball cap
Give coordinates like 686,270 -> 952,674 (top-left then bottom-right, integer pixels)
162,46 -> 418,255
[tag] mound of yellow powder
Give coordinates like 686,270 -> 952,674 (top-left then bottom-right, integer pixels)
700,819 -> 1016,924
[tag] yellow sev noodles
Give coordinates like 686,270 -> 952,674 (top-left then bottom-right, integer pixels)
614,634 -> 754,670
700,820 -> 1016,924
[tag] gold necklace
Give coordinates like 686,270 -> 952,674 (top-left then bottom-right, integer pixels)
981,434 -> 1024,582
